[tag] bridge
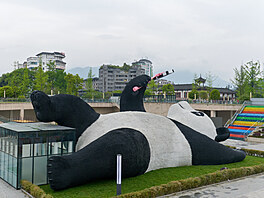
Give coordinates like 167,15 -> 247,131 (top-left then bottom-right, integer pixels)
0,102 -> 241,126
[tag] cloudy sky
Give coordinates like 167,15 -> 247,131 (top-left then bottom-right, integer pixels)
1,0 -> 264,84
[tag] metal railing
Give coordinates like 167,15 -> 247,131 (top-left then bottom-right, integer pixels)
0,96 -> 243,105
224,101 -> 247,128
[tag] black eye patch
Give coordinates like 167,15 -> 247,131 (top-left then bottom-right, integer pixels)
191,111 -> 204,116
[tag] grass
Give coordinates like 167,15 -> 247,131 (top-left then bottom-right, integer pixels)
40,156 -> 264,198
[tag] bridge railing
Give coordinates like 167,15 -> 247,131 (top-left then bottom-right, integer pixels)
0,96 -> 243,105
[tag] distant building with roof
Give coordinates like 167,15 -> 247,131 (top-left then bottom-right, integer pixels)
132,59 -> 153,77
36,52 -> 66,70
14,52 -> 66,71
171,84 -> 236,101
156,76 -> 236,101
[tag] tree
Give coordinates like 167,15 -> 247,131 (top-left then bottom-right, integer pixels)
147,80 -> 158,95
34,62 -> 48,92
54,70 -> 67,94
21,68 -> 30,97
244,60 -> 262,98
210,89 -> 220,100
231,65 -> 248,100
46,61 -> 57,94
0,86 -> 13,98
65,73 -> 83,96
199,90 -> 208,100
206,71 -> 217,93
188,90 -> 199,99
231,60 -> 262,100
144,89 -> 151,96
84,68 -> 95,99
161,84 -> 174,95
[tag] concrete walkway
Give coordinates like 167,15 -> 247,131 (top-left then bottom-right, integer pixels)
222,138 -> 264,151
162,139 -> 264,198
0,179 -> 26,198
163,173 -> 264,198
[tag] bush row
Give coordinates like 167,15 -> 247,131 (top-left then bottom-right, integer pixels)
114,164 -> 264,198
20,180 -> 53,198
226,145 -> 264,158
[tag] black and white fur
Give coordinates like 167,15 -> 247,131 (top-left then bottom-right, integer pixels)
31,87 -> 245,191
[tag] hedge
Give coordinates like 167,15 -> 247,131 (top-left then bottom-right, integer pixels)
113,164 -> 264,198
20,180 -> 53,198
226,146 -> 264,158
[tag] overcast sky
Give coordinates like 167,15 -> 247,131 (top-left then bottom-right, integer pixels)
1,0 -> 264,83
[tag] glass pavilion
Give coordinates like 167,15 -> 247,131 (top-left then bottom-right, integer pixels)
0,122 -> 75,189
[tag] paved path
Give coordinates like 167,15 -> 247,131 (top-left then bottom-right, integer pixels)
163,173 -> 264,198
0,179 -> 26,198
162,139 -> 264,198
222,139 -> 264,151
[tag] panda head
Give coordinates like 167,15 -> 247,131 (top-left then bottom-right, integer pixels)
167,101 -> 217,140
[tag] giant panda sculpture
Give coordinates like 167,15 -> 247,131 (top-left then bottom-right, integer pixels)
30,89 -> 245,191
120,75 -> 229,142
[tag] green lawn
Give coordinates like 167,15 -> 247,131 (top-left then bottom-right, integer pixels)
40,156 -> 264,198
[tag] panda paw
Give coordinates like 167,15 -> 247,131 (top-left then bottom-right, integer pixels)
47,156 -> 71,191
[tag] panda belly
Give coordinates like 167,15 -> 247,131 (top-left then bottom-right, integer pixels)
76,111 -> 192,172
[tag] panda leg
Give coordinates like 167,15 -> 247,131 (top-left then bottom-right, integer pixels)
171,120 -> 246,165
47,128 -> 150,191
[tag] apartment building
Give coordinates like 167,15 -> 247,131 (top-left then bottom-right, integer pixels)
26,52 -> 66,70
98,64 -> 145,92
132,59 -> 153,77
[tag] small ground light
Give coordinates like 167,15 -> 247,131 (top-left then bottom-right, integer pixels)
117,154 -> 122,195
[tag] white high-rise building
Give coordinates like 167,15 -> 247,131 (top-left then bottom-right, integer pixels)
27,52 -> 66,70
132,59 -> 153,77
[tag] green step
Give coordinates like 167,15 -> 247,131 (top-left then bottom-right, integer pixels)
237,117 -> 264,121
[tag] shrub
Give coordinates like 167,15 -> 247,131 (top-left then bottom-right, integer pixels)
20,180 -> 53,198
210,89 -> 220,100
199,91 -> 208,100
188,90 -> 199,99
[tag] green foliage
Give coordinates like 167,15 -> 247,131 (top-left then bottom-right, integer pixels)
210,89 -> 220,100
34,64 -> 48,92
199,91 -> 208,100
0,86 -> 13,98
244,60 -> 262,97
84,68 -> 95,99
161,84 -> 174,95
232,60 -> 263,101
100,63 -> 132,72
12,86 -> 21,98
206,71 -> 217,92
122,63 -> 131,72
144,89 -> 151,96
104,91 -> 113,99
54,70 -> 67,94
147,80 -> 158,95
0,66 -> 67,97
46,61 -> 57,92
64,73 -> 83,96
21,180 -> 53,198
188,90 -> 199,99
21,68 -> 30,97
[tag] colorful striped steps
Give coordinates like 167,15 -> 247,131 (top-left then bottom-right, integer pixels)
228,105 -> 264,140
